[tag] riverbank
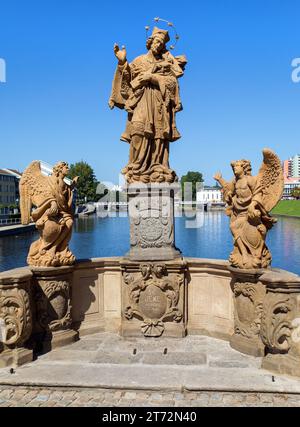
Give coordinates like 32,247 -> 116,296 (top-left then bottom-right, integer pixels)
0,223 -> 35,236
271,200 -> 300,218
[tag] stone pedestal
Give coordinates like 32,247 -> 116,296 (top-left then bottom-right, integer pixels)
125,183 -> 181,261
31,266 -> 78,352
260,271 -> 300,377
0,268 -> 33,367
120,259 -> 187,338
229,267 -> 266,357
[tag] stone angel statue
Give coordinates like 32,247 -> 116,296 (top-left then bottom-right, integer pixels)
214,149 -> 283,269
20,161 -> 79,267
109,27 -> 187,184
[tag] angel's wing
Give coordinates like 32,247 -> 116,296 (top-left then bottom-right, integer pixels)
257,148 -> 284,212
19,161 -> 50,224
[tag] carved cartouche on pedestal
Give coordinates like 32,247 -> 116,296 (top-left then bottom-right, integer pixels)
32,266 -> 77,351
20,161 -> 78,268
229,267 -> 266,357
121,260 -> 186,338
0,270 -> 33,367
214,149 -> 283,270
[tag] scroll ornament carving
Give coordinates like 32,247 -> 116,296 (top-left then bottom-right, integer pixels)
0,287 -> 32,348
233,282 -> 265,339
123,263 -> 183,337
260,293 -> 294,354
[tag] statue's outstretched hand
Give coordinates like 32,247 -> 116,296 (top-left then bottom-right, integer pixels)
114,43 -> 127,65
213,172 -> 222,182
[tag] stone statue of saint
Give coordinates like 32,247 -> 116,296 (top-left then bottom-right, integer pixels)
109,27 -> 187,184
20,161 -> 78,267
214,149 -> 283,269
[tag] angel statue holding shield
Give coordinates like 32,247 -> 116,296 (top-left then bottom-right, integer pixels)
109,22 -> 187,184
20,161 -> 78,267
214,149 -> 284,270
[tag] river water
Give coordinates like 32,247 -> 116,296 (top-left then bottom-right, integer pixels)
0,212 -> 300,275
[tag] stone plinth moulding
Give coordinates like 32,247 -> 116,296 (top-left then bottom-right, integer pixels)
229,266 -> 266,357
120,259 -> 187,338
31,266 -> 78,352
260,272 -> 300,378
0,269 -> 33,367
125,183 -> 181,261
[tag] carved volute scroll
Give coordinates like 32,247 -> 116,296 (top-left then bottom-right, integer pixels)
260,291 -> 294,354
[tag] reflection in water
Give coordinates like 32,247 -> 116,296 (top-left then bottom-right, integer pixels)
0,212 -> 299,275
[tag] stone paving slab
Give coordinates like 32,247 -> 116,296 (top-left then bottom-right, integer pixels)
1,333 -> 300,394
0,386 -> 300,407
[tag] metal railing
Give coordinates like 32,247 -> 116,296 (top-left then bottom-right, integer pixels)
0,218 -> 21,226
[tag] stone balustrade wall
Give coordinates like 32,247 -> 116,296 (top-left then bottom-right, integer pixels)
1,257 -> 300,379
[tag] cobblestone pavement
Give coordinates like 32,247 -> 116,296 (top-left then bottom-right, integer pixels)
0,386 -> 300,407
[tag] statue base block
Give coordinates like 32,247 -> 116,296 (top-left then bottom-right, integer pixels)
230,334 -> 265,357
31,266 -> 78,353
120,258 -> 187,338
262,353 -> 300,378
0,348 -> 33,368
42,330 -> 78,352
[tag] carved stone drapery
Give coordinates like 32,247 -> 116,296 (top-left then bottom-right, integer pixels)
126,184 -> 181,261
121,260 -> 186,338
0,269 -> 33,367
229,267 -> 266,356
32,266 -> 77,351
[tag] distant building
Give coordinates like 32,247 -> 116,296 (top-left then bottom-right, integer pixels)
283,159 -> 292,179
283,155 -> 300,179
0,169 -> 22,206
283,179 -> 300,199
291,154 -> 300,178
282,155 -> 300,198
197,186 -> 223,204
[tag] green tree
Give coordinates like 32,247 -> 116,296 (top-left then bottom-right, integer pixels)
291,187 -> 300,200
180,171 -> 204,202
68,161 -> 99,203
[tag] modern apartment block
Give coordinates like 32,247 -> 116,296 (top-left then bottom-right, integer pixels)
283,155 -> 300,179
282,155 -> 300,198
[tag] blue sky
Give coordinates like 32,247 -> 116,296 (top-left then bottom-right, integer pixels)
0,0 -> 299,185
